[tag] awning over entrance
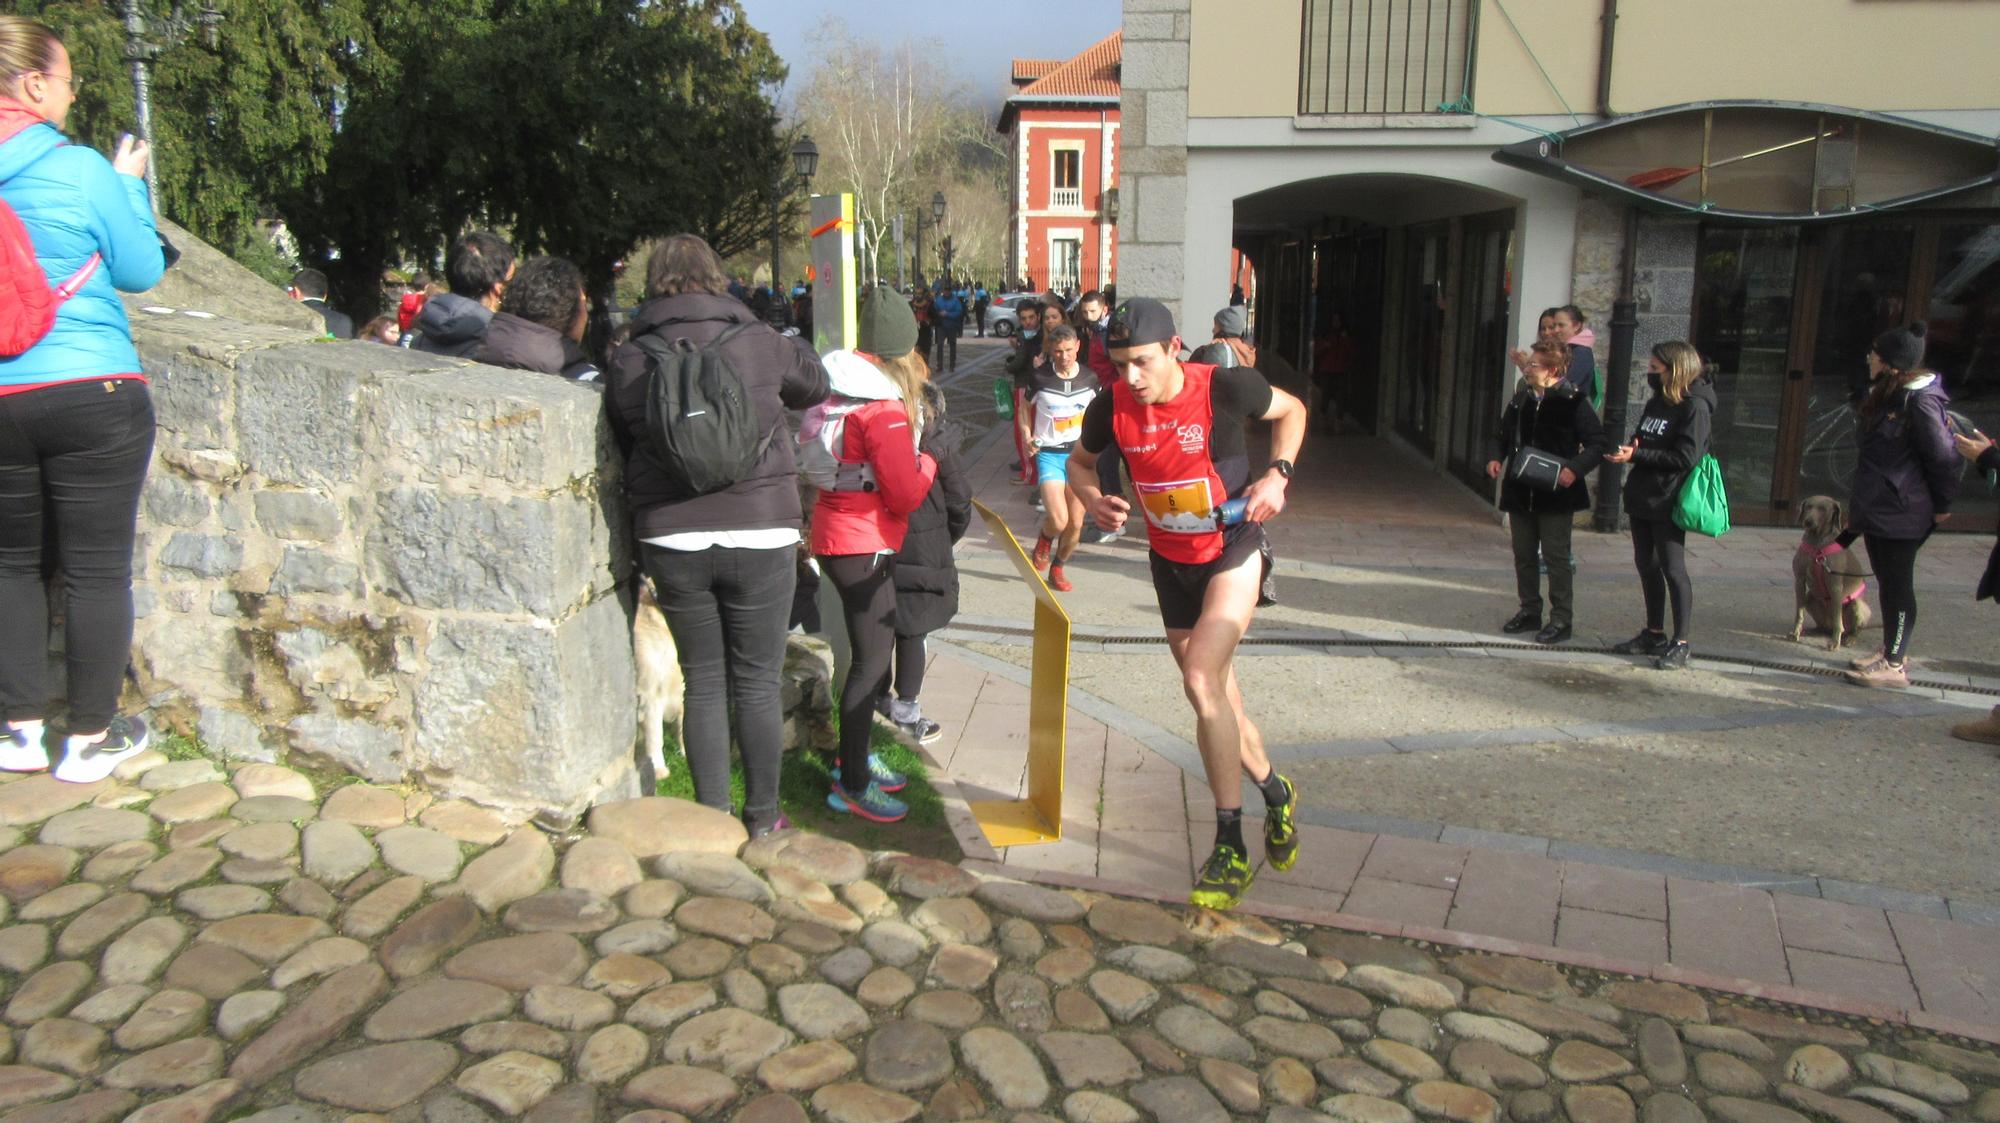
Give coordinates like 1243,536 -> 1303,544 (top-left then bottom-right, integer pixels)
1493,101 -> 2000,223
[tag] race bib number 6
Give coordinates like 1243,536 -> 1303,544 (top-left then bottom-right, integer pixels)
1136,477 -> 1216,534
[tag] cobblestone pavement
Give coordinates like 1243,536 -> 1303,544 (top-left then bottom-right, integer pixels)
0,756 -> 1998,1123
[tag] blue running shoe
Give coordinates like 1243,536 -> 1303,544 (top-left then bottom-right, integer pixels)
826,782 -> 908,823
830,752 -> 906,793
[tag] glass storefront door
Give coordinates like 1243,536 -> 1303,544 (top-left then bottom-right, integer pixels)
1693,213 -> 1999,529
1927,223 -> 2000,522
1694,226 -> 1800,510
1393,225 -> 1447,455
1794,224 -> 1915,506
1446,215 -> 1515,493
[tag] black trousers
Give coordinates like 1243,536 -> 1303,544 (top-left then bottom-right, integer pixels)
934,327 -> 959,371
893,633 -> 926,703
0,379 -> 155,732
821,552 -> 896,796
1630,516 -> 1693,641
641,542 -> 795,829
1863,533 -> 1928,662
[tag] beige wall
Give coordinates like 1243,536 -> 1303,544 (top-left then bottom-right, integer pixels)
1189,0 -> 2000,120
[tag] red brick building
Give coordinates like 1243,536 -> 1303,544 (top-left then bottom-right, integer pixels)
998,32 -> 1120,296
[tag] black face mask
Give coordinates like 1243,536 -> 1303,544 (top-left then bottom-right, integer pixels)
1647,370 -> 1663,393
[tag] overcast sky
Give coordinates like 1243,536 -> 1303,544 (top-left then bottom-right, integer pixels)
737,0 -> 1120,109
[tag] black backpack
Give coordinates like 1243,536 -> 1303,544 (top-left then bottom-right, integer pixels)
633,321 -> 776,498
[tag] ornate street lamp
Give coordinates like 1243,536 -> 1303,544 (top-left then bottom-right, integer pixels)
771,134 -> 817,323
123,0 -> 224,206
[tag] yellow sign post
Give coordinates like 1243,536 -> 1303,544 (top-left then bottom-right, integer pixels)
969,499 -> 1070,847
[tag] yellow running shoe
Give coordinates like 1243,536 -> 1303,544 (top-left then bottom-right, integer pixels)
1189,843 -> 1254,911
1265,775 -> 1299,872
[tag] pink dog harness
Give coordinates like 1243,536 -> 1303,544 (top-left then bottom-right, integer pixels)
1798,541 -> 1867,605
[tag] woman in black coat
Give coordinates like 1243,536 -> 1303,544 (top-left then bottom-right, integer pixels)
883,381 -> 972,743
1843,322 -> 1960,689
1604,341 -> 1716,670
1486,341 -> 1607,645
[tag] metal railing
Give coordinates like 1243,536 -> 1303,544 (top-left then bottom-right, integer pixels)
1051,186 -> 1084,210
1298,0 -> 1475,116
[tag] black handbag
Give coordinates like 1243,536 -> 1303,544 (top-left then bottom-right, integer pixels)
1509,447 -> 1565,492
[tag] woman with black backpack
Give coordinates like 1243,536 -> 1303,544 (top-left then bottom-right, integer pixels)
605,234 -> 829,838
1842,322 -> 1960,689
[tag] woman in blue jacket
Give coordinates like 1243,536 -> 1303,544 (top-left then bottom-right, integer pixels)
0,17 -> 166,782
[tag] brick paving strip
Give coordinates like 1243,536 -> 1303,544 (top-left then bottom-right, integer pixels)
0,757 -> 1998,1119
916,642 -> 2000,1040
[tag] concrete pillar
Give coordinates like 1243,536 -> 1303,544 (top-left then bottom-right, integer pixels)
1119,0 -> 1192,325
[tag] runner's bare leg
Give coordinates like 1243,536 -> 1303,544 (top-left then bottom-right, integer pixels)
1162,551 -> 1270,808
1058,489 -> 1087,563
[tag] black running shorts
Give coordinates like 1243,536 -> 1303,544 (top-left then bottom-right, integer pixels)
1147,522 -> 1278,631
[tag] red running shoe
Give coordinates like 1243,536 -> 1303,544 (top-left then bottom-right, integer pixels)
1048,565 -> 1073,592
1031,535 -> 1052,571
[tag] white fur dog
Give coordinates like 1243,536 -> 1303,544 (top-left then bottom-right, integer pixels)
633,580 -> 683,783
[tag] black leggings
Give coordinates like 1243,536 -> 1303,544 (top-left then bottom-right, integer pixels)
893,633 -> 926,702
1630,516 -> 1693,642
0,380 -> 156,732
1863,534 -> 1927,663
641,543 -> 795,829
821,552 -> 896,796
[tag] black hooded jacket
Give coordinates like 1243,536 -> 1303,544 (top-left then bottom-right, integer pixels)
606,292 -> 829,538
893,382 -> 973,637
1622,378 -> 1718,521
408,293 -> 494,358
475,312 -> 600,381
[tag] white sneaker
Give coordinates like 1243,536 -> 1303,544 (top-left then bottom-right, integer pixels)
0,723 -> 50,773
53,715 -> 150,784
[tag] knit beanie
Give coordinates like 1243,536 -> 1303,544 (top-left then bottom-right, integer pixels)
858,285 -> 918,358
1872,321 -> 1927,372
1214,305 -> 1249,339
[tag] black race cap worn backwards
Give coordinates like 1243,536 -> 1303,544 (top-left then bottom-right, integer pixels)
1110,297 -> 1177,348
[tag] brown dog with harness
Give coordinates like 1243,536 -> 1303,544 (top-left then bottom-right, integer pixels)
1791,495 -> 1873,649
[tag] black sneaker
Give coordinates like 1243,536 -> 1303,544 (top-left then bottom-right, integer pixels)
1189,843 -> 1255,910
1610,629 -> 1671,656
1264,776 -> 1299,872
1655,641 -> 1690,671
1534,622 -> 1572,645
1502,610 -> 1542,634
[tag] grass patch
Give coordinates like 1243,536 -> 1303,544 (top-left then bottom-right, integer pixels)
654,721 -> 958,858
156,732 -> 208,762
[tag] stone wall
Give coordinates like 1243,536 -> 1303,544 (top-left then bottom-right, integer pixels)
1568,204 -> 1701,431
1119,0 -> 1194,325
125,310 -> 639,824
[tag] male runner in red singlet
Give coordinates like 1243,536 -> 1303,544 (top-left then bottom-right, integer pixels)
1066,298 -> 1308,910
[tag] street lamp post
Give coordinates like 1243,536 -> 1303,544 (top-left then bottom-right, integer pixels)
122,0 -> 224,207
914,191 -> 946,288
771,135 -> 818,323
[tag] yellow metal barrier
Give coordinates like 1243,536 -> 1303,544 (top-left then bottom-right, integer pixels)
968,499 -> 1070,847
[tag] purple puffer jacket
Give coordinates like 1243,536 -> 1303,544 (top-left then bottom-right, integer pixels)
1848,376 -> 1961,540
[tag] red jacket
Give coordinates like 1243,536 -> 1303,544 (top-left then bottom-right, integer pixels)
811,397 -> 938,556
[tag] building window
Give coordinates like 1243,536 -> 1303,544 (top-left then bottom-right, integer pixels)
1050,236 -> 1083,294
1299,0 -> 1474,116
1052,148 -> 1082,210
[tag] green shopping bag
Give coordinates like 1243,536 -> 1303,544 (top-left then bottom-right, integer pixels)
992,377 -> 1013,419
1672,454 -> 1730,537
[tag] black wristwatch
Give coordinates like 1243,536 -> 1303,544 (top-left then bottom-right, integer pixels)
1268,458 -> 1294,480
